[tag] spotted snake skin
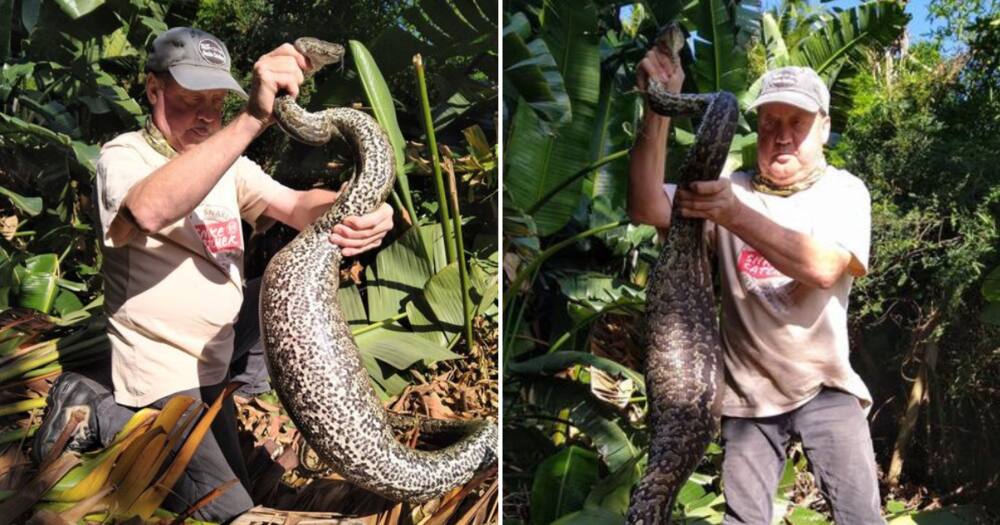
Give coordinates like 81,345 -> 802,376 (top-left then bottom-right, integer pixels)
259,38 -> 497,503
625,25 -> 739,524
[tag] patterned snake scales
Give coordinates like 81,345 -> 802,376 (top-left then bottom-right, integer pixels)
626,25 -> 738,524
258,37 -> 497,503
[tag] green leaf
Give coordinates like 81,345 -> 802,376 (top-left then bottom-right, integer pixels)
530,446 -> 600,525
52,289 -> 84,317
53,0 -> 104,19
422,262 -> 465,342
366,225 -> 435,322
0,187 -> 43,216
356,322 -> 461,370
675,479 -> 706,507
24,254 -> 56,273
338,282 -> 368,329
503,12 -> 571,127
785,506 -> 831,525
762,12 -> 790,68
505,0 -> 601,235
588,69 -> 638,208
885,499 -> 907,515
346,40 -> 428,249
510,351 -> 645,394
583,454 -> 644,516
686,0 -> 750,95
789,1 -> 906,78
18,273 -> 58,313
776,457 -> 796,496
349,40 -> 409,197
527,379 -> 639,472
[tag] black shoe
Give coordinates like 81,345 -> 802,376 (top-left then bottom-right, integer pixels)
31,371 -> 109,465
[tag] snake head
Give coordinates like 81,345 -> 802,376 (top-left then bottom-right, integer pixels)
294,37 -> 346,73
654,23 -> 685,58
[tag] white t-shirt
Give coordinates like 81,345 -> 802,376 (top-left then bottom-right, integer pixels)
664,166 -> 873,417
95,131 -> 284,407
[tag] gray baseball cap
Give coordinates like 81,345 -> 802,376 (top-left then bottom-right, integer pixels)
748,66 -> 829,114
146,27 -> 248,98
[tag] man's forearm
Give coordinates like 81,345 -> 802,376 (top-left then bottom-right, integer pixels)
628,110 -> 673,228
727,203 -> 853,289
125,112 -> 266,232
290,188 -> 338,230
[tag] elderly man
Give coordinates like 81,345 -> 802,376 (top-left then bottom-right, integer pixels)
31,27 -> 393,521
629,45 -> 882,523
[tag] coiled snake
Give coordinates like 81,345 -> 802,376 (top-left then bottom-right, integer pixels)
626,25 -> 738,524
258,38 -> 497,503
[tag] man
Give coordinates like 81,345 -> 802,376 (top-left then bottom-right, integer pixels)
629,44 -> 882,524
31,27 -> 393,521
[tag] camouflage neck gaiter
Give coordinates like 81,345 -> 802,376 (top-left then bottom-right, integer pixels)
750,163 -> 827,197
140,117 -> 178,159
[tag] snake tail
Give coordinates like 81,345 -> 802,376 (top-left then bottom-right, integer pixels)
261,66 -> 496,502
625,82 -> 738,523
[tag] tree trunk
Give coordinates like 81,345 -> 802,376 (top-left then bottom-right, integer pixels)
887,316 -> 941,486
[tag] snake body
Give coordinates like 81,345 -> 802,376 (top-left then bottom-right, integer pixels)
259,38 -> 497,503
625,25 -> 738,524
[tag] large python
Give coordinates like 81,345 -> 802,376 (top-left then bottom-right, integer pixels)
258,38 -> 497,503
626,25 -> 738,524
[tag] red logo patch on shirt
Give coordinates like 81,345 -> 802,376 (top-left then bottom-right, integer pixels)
738,247 -> 782,280
194,218 -> 241,253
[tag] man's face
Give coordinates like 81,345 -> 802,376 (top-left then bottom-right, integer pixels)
146,73 -> 228,153
756,102 -> 830,186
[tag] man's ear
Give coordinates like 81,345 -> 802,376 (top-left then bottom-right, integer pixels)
145,73 -> 160,105
820,113 -> 831,144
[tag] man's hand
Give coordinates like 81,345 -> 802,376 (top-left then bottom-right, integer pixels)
676,179 -> 744,228
330,203 -> 393,256
636,43 -> 684,94
247,43 -> 311,125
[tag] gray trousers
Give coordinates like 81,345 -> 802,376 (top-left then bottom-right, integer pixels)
92,278 -> 269,523
721,388 -> 884,525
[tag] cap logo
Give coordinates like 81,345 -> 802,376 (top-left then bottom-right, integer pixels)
769,69 -> 799,89
197,39 -> 227,65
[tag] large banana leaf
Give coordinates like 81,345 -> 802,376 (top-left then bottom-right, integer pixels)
789,1 -> 906,78
762,12 -> 791,69
506,0 -> 601,236
586,63 -> 638,209
504,11 -> 571,128
684,0 -> 750,95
